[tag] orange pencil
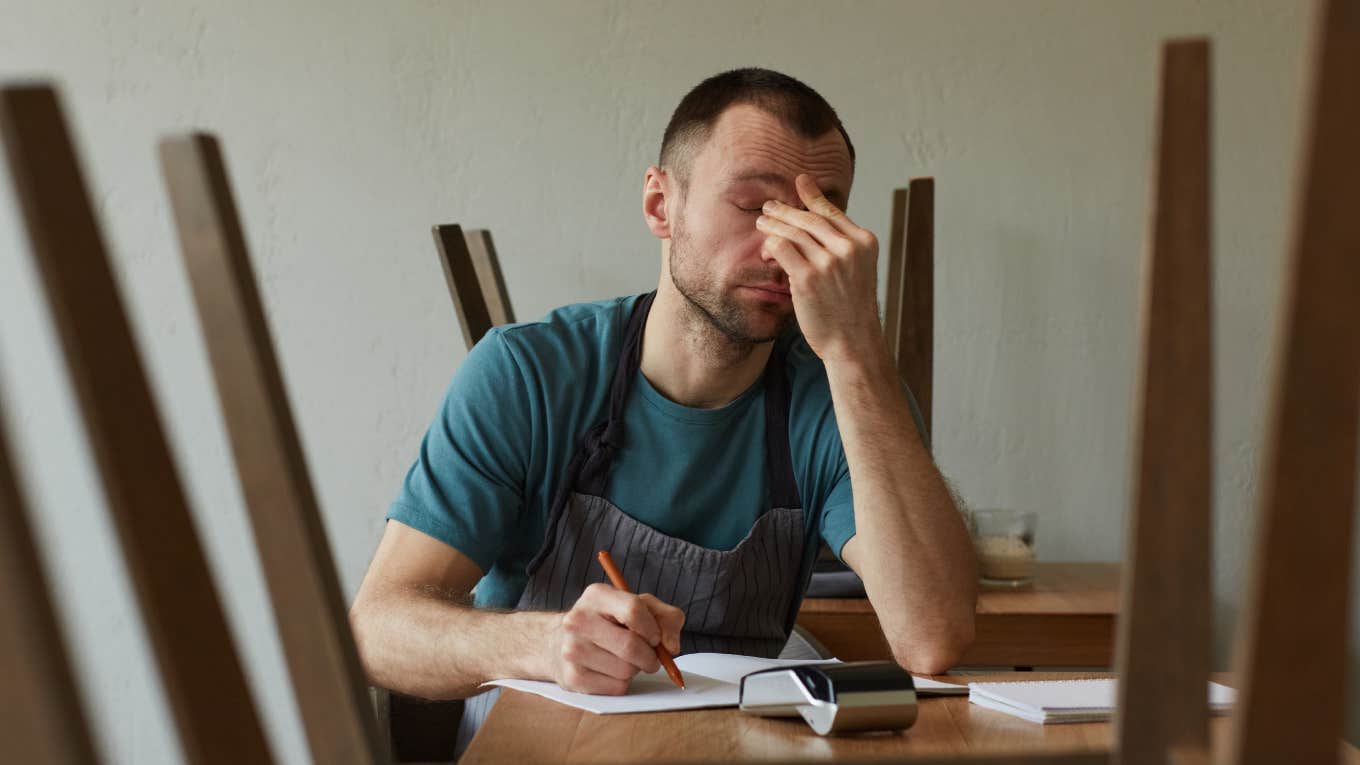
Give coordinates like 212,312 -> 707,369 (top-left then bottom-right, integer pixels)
596,550 -> 686,690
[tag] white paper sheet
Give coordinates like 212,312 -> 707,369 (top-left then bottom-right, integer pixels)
482,653 -> 967,714
967,678 -> 1236,724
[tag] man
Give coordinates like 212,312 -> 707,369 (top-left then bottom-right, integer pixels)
350,68 -> 976,709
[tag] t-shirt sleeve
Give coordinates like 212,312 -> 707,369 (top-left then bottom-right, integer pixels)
386,330 -> 531,573
816,379 -> 932,562
817,464 -> 856,561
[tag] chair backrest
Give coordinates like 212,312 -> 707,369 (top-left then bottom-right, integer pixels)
0,401 -> 100,765
432,223 -> 496,350
158,133 -> 387,765
1226,1 -> 1360,762
0,84 -> 274,765
884,178 -> 935,438
1111,38 -> 1213,765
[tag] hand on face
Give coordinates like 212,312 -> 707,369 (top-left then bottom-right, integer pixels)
548,583 -> 685,695
755,174 -> 884,364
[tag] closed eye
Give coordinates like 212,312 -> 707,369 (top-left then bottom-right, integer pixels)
735,205 -> 762,214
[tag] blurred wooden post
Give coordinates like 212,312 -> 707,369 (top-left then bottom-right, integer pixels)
159,133 -> 387,765
885,179 -> 935,437
0,401 -> 99,764
433,224 -> 494,349
0,84 -> 273,765
1227,1 -> 1360,762
1111,38 -> 1212,765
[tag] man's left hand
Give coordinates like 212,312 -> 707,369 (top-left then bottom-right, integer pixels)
756,174 -> 884,366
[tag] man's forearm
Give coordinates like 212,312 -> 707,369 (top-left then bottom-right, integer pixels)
825,347 -> 977,673
350,584 -> 557,699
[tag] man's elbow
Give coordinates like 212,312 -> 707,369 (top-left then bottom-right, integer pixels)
348,587 -> 399,688
348,599 -> 379,671
887,616 -> 975,675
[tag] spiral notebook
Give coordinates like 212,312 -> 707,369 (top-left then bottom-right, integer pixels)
968,678 -> 1236,724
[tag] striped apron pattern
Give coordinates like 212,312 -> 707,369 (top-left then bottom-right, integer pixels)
457,291 -> 810,755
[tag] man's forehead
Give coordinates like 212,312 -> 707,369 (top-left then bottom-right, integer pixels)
697,104 -> 853,202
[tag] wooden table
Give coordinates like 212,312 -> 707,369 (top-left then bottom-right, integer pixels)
796,563 -> 1120,667
461,673 -> 1360,764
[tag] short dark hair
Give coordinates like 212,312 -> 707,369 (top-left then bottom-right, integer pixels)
658,67 -> 855,188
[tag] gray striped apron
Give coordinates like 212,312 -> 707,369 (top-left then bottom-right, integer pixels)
456,292 -> 810,754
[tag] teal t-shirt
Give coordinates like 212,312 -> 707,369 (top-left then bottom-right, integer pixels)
388,294 -> 858,609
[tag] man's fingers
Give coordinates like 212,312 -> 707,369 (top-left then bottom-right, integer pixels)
561,636 -> 642,681
794,173 -> 854,230
762,235 -> 812,288
583,583 -> 662,645
596,624 -> 662,673
762,199 -> 854,257
637,593 -> 685,655
559,663 -> 631,696
756,214 -> 832,269
571,609 -> 661,672
574,612 -> 662,672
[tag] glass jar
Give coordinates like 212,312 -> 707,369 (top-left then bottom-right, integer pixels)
970,509 -> 1038,587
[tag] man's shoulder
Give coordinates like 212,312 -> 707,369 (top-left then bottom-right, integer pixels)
485,293 -> 642,372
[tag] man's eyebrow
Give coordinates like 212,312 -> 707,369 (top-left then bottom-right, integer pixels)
729,170 -> 787,186
726,171 -> 847,206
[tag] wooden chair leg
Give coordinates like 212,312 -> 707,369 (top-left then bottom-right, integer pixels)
464,229 -> 515,326
433,223 -> 494,350
1226,1 -> 1360,762
159,133 -> 387,765
896,178 -> 935,439
884,187 -> 908,359
0,401 -> 99,764
1112,37 -> 1213,765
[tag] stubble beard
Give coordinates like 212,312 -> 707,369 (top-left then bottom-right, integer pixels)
668,215 -> 793,348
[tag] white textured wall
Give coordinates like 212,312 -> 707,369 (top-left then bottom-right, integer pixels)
0,1 -> 1349,762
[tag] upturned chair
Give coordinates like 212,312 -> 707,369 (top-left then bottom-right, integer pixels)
433,224 -> 514,350
0,84 -> 276,765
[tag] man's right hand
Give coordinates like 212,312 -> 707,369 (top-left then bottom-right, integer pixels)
547,582 -> 685,695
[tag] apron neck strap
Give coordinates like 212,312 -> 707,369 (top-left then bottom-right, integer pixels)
577,291 -> 803,509
569,292 -> 654,499
762,343 -> 802,509
603,290 -> 655,438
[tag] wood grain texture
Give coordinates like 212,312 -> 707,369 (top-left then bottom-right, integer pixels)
799,611 -> 1115,668
1112,38 -> 1212,765
158,134 -> 386,765
0,85 -> 273,765
799,564 -> 1119,667
0,402 -> 99,764
433,223 -> 495,349
895,178 -> 935,437
1227,1 -> 1360,763
464,228 -> 515,326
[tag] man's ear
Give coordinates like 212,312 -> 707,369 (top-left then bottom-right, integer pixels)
642,166 -> 673,239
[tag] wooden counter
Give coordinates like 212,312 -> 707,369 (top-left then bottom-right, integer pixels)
796,562 -> 1120,667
